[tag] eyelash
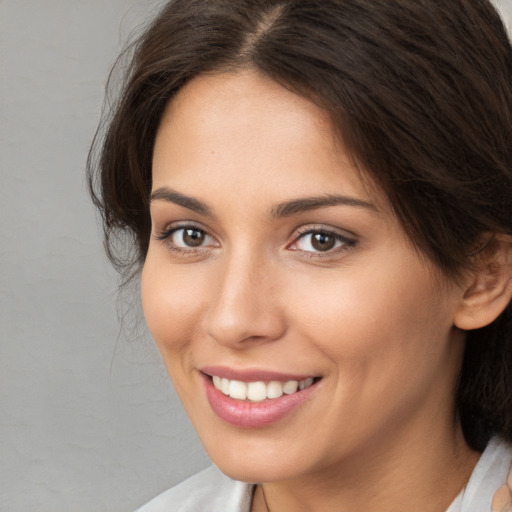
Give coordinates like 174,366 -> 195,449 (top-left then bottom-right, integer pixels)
155,223 -> 357,257
155,223 -> 216,256
287,226 -> 356,257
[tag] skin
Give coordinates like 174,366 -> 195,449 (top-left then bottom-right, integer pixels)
142,69 -> 480,512
492,478 -> 512,512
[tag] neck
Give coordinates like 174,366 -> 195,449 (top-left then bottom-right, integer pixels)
252,423 -> 480,512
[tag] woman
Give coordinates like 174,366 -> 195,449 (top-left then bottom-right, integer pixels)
88,0 -> 512,510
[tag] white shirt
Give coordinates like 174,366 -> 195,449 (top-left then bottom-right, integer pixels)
136,437 -> 512,512
447,437 -> 511,512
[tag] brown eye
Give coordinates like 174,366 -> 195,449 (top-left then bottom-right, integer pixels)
290,229 -> 355,255
311,232 -> 336,251
182,228 -> 205,247
158,225 -> 218,253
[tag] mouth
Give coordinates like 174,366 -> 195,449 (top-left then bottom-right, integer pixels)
200,367 -> 322,428
210,375 -> 319,402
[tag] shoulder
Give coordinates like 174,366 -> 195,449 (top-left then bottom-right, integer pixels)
457,437 -> 512,512
135,466 -> 254,512
489,438 -> 512,512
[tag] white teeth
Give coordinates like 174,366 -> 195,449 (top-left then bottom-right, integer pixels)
211,376 -> 316,401
229,380 -> 247,400
299,377 -> 313,390
247,381 -> 267,402
283,380 -> 299,394
267,381 -> 284,399
221,378 -> 230,395
212,375 -> 222,389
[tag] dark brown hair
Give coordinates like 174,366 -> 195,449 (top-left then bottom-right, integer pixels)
88,0 -> 512,450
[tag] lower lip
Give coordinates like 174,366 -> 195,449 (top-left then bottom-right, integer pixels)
202,374 -> 320,428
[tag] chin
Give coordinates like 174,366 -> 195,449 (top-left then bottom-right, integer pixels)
213,456 -> 294,484
202,434 -> 312,484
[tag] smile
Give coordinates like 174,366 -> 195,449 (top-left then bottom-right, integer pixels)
211,376 -> 315,402
201,369 -> 322,428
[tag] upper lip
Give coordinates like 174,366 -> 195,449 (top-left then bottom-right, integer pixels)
200,365 -> 319,382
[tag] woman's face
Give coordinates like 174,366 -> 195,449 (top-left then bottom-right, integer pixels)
142,70 -> 467,483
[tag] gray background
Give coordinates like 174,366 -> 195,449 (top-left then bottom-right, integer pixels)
1,1 -> 511,511
0,1 -> 210,511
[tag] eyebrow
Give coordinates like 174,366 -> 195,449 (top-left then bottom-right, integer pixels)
271,194 -> 377,218
150,186 -> 376,218
150,187 -> 214,217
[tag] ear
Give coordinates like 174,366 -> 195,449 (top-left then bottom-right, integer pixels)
454,234 -> 512,331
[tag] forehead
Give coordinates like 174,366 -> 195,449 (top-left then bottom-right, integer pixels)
152,69 -> 385,210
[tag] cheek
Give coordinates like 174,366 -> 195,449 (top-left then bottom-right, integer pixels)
141,251 -> 205,355
284,257 -> 455,369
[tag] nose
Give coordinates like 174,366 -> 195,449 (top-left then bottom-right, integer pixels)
204,250 -> 287,348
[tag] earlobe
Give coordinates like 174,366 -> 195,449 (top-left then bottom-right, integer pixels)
454,234 -> 512,331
